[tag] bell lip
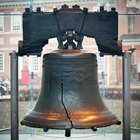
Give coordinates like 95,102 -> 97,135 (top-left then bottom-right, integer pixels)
21,110 -> 120,129
21,118 -> 120,130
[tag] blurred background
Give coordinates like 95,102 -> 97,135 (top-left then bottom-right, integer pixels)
0,0 -> 140,139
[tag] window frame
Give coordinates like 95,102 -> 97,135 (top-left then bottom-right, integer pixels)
29,56 -> 39,73
0,53 -> 4,72
0,12 -> 4,32
11,12 -> 22,32
128,12 -> 135,34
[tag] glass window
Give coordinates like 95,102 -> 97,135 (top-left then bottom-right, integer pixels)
128,13 -> 135,33
11,12 -> 22,31
0,13 -> 4,32
29,56 -> 39,72
0,53 -> 4,71
131,51 -> 136,65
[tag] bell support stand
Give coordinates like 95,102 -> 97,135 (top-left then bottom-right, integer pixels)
10,51 -> 19,140
10,5 -> 131,140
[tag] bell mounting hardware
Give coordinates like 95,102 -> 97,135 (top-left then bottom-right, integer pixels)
18,4 -> 122,56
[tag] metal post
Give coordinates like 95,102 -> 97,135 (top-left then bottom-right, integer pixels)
101,0 -> 104,6
29,72 -> 34,135
29,72 -> 33,109
123,51 -> 131,140
11,52 -> 19,140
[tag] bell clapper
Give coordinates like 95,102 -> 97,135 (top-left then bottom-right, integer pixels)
65,129 -> 71,137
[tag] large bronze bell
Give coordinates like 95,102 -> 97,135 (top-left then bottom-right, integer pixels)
21,49 -> 120,136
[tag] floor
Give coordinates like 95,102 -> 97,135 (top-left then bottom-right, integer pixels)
0,134 -> 140,140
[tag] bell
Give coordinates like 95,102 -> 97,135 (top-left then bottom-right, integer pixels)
21,49 -> 120,136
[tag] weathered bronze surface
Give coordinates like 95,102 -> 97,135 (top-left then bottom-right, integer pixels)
21,50 -> 120,130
